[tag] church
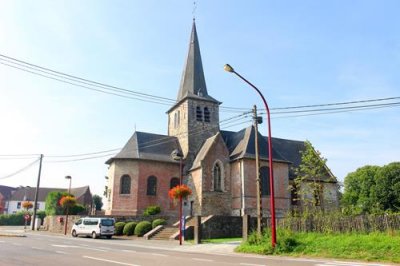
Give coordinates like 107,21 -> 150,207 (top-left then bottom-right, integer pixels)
104,21 -> 339,218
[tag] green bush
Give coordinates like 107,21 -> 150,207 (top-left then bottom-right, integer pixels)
114,222 -> 126,235
134,221 -> 152,236
152,218 -> 167,229
0,212 -> 25,226
69,204 -> 86,215
143,205 -> 161,216
123,222 -> 138,236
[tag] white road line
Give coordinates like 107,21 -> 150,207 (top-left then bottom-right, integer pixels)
331,262 -> 384,266
12,243 -> 22,246
0,241 -> 5,243
151,253 -> 168,257
83,256 -> 140,266
239,263 -> 265,266
122,250 -> 137,253
56,251 -> 67,254
192,258 -> 214,262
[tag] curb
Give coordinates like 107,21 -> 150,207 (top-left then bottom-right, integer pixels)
0,233 -> 26,237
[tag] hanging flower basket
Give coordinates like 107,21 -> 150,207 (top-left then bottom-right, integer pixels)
168,185 -> 192,200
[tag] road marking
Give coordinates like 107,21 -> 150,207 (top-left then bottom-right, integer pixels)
52,244 -> 76,248
12,243 -> 22,246
151,253 -> 168,257
56,251 -> 67,254
122,250 -> 137,253
51,244 -> 106,252
83,256 -> 140,266
316,263 -> 385,266
0,241 -> 5,243
240,263 -> 265,266
192,258 -> 214,262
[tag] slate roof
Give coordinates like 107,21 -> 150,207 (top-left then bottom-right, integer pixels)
106,131 -> 182,164
0,185 -> 16,200
220,126 -> 290,163
9,186 -> 91,202
170,20 -> 219,113
191,132 -> 222,170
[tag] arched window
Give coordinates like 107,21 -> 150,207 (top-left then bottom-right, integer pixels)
147,176 -> 157,196
170,177 -> 180,188
120,175 -> 131,194
204,107 -> 210,122
213,163 -> 223,191
196,106 -> 202,121
260,167 -> 271,196
177,110 -> 180,126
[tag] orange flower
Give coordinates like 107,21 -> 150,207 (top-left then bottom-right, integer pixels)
168,185 -> 192,199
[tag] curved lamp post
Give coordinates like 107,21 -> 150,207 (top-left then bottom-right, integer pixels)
171,149 -> 184,245
224,64 -> 277,247
64,175 -> 72,235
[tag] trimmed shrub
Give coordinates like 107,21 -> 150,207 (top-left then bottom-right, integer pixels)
143,205 -> 161,216
123,222 -> 138,236
0,212 -> 25,226
152,218 -> 167,229
134,221 -> 152,236
115,222 -> 126,235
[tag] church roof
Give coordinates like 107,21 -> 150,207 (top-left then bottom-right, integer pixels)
221,126 -> 290,163
173,20 -> 219,109
191,132 -> 222,170
106,131 -> 182,164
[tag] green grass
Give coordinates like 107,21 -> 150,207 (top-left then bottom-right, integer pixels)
236,230 -> 400,264
201,237 -> 242,244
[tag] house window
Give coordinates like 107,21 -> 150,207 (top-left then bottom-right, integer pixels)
147,176 -> 157,196
120,175 -> 131,194
17,202 -> 21,209
196,106 -> 202,121
213,163 -> 223,191
204,107 -> 210,122
174,113 -> 177,128
260,167 -> 271,196
177,110 -> 180,126
313,185 -> 322,206
170,177 -> 180,188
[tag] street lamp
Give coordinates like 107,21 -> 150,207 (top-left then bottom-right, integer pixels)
171,149 -> 184,245
224,64 -> 277,247
64,175 -> 72,235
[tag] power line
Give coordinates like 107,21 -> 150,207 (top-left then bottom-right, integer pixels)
0,158 -> 40,180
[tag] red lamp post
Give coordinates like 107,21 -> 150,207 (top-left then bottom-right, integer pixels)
224,64 -> 277,247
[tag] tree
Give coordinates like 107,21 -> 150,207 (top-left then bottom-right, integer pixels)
341,165 -> 380,214
341,162 -> 400,214
45,191 -> 69,215
375,162 -> 400,213
292,140 -> 335,210
92,195 -> 103,211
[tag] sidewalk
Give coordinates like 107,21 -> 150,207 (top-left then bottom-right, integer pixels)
0,226 -> 27,237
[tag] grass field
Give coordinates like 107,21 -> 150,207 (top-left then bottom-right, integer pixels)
236,230 -> 400,264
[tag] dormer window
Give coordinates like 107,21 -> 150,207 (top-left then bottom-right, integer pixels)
204,107 -> 210,122
196,106 -> 202,121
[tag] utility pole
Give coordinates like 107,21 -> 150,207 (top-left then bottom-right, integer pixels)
31,154 -> 43,230
253,105 -> 262,235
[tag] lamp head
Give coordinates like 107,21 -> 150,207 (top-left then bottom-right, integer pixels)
65,175 -> 71,180
224,64 -> 234,73
171,149 -> 183,161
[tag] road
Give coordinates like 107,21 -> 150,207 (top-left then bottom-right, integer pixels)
0,228 -> 392,266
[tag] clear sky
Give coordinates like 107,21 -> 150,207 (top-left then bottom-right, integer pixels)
1,0 -> 399,199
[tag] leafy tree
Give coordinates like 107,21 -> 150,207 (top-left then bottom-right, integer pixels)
45,191 -> 69,215
375,162 -> 400,213
341,165 -> 380,214
92,194 -> 103,211
292,141 -> 334,209
341,162 -> 400,214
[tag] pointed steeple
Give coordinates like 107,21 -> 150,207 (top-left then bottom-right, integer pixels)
176,20 -> 218,103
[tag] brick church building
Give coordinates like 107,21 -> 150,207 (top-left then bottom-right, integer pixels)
104,21 -> 339,218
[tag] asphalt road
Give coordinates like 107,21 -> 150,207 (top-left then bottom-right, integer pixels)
0,228 -> 393,266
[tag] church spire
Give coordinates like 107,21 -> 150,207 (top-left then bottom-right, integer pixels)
176,20 -> 215,102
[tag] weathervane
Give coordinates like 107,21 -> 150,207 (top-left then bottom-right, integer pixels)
192,1 -> 197,20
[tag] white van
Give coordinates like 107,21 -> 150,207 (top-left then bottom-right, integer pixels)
71,217 -> 115,239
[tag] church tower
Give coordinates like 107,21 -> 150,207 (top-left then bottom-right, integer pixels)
167,20 -> 221,169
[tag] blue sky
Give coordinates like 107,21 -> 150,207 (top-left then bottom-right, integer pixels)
0,0 -> 399,198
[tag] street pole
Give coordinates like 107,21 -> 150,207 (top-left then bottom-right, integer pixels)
171,149 -> 184,245
253,105 -> 262,236
64,175 -> 72,235
31,154 -> 43,231
224,64 -> 277,247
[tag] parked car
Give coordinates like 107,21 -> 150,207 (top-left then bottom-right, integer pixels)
71,217 -> 115,239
